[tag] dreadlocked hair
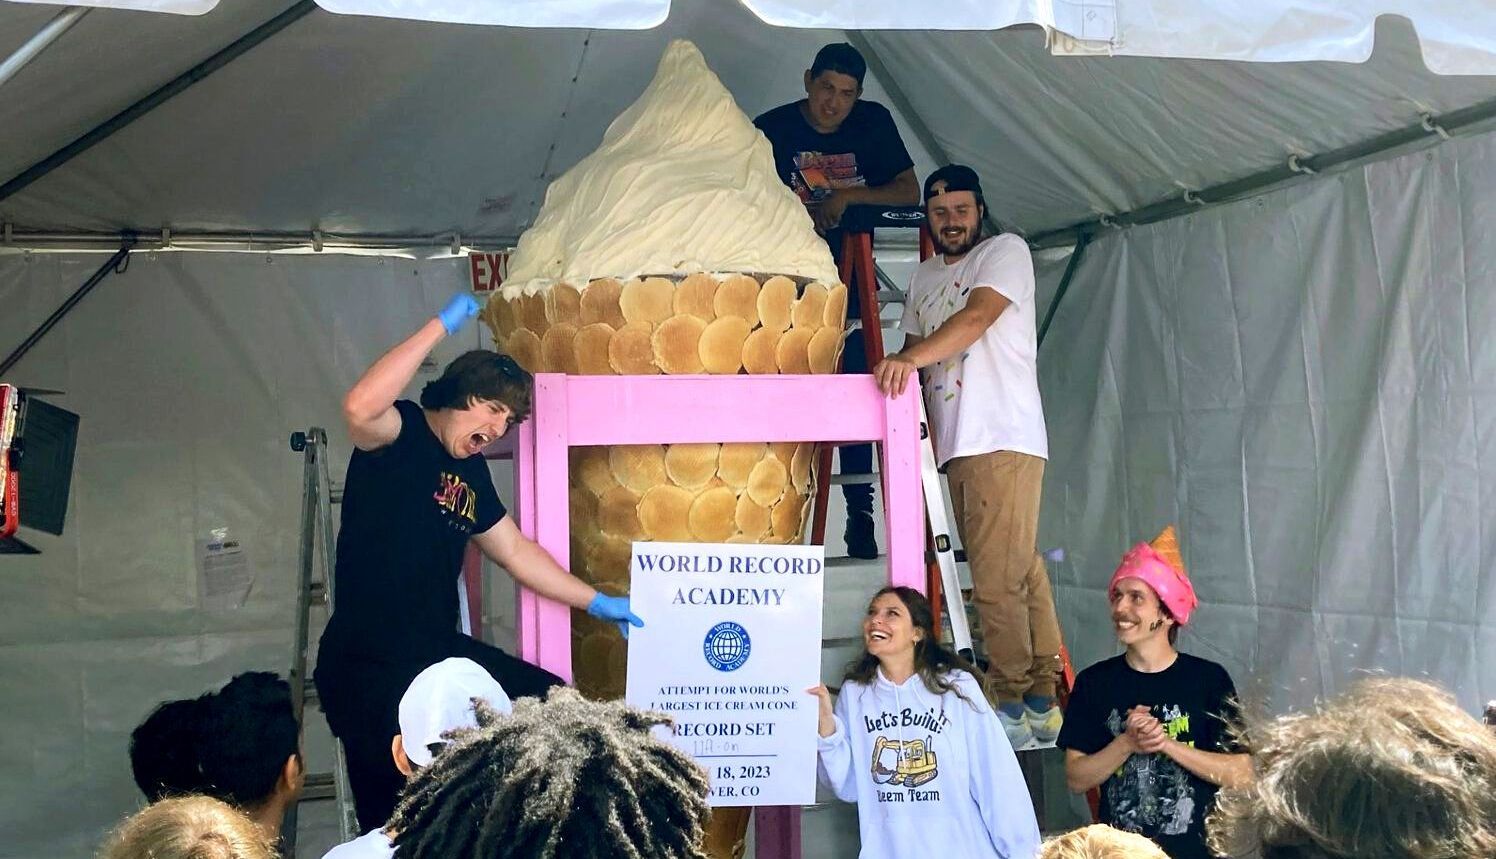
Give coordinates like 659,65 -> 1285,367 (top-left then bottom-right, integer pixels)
388,688 -> 712,859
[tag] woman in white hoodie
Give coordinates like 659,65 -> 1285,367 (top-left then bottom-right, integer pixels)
811,586 -> 1041,859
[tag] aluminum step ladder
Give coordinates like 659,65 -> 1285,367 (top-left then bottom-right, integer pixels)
284,427 -> 358,850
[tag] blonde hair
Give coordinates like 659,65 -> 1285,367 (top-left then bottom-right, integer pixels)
1207,677 -> 1496,858
1040,825 -> 1170,859
101,795 -> 275,859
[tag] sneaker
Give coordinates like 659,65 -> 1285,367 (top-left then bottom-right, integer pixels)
843,510 -> 879,560
1025,704 -> 1063,744
998,708 -> 1035,749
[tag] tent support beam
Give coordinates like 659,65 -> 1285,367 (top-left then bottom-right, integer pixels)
846,31 -> 1006,239
0,0 -> 318,205
0,6 -> 90,90
0,236 -> 135,378
1037,232 -> 1089,349
0,227 -> 516,253
1029,95 -> 1496,249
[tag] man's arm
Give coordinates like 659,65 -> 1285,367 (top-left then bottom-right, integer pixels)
1064,737 -> 1135,793
470,516 -> 596,609
343,294 -> 479,451
1157,743 -> 1254,789
872,287 -> 1008,396
1131,708 -> 1254,789
814,167 -> 920,231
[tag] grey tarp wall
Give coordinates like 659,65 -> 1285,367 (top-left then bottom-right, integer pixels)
1037,128 -> 1496,715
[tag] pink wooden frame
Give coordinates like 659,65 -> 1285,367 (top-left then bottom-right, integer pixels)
507,373 -> 924,859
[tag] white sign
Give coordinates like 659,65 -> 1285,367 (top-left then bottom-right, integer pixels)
626,541 -> 825,807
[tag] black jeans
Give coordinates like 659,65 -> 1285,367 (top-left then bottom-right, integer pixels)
839,326 -> 875,516
313,634 -> 562,830
836,228 -> 876,517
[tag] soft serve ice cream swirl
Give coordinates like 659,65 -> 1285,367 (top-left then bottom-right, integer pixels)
501,39 -> 838,294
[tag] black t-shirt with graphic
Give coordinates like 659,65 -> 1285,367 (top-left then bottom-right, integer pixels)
753,99 -> 914,206
321,399 -> 505,661
1057,653 -> 1241,859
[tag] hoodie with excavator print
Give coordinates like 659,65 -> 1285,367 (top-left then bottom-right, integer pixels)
817,668 -> 1040,859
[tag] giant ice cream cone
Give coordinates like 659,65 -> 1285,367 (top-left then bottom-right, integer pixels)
483,40 -> 843,858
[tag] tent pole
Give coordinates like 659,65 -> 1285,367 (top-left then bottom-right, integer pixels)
1028,95 -> 1496,249
0,227 -> 517,253
0,236 -> 135,378
1037,232 -> 1089,349
846,31 -> 1008,239
0,0 -> 318,205
0,6 -> 89,90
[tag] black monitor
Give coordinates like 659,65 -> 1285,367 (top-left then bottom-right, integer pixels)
1,389 -> 79,554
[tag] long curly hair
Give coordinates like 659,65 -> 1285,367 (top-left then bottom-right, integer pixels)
842,586 -> 987,708
388,688 -> 712,859
1206,676 -> 1496,858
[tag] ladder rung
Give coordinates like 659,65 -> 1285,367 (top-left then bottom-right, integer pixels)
829,472 -> 878,485
308,581 -> 328,605
824,556 -> 882,569
300,773 -> 337,801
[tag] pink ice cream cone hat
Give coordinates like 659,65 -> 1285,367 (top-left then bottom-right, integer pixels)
1108,525 -> 1198,626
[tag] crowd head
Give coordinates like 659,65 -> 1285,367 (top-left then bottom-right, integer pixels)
128,672 -> 302,834
1207,676 -> 1496,859
388,687 -> 711,859
101,795 -> 275,859
1040,825 -> 1170,859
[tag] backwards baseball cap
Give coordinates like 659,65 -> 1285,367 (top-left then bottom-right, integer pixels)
397,657 -> 512,768
923,164 -> 985,206
1108,525 -> 1199,626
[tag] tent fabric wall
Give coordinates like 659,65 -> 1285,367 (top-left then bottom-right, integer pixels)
1038,126 -> 1496,715
0,251 -> 499,858
860,20 -> 1496,237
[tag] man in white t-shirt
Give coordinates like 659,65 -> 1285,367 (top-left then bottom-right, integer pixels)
322,657 -> 512,859
873,164 -> 1063,748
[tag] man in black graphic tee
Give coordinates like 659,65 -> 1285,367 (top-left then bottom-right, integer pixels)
753,42 -> 918,559
313,294 -> 643,830
1058,527 -> 1252,859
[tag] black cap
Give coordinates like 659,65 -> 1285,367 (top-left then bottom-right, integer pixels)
810,43 -> 866,86
923,164 -> 984,204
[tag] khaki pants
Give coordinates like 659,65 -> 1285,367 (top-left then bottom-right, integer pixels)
946,450 -> 1062,704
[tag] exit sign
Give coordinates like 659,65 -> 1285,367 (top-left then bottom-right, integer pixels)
468,251 -> 509,293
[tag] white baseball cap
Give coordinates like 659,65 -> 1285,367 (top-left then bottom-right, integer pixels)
397,658 -> 512,767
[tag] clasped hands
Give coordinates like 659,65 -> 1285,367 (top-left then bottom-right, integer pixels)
1121,704 -> 1173,755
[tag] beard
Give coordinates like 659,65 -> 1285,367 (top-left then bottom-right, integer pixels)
932,224 -> 980,256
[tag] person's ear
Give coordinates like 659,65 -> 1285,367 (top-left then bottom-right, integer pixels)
281,753 -> 304,796
392,734 -> 414,777
803,69 -> 813,93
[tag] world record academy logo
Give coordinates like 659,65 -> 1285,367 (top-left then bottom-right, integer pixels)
703,621 -> 751,672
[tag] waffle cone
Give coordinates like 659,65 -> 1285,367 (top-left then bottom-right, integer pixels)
484,272 -> 843,709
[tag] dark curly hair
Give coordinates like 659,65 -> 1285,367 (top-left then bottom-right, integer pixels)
389,688 -> 711,859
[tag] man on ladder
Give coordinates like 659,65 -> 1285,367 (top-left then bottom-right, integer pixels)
754,42 -> 920,559
313,295 -> 643,831
872,165 -> 1063,749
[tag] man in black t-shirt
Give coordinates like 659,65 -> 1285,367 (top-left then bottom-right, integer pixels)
313,294 -> 643,830
753,43 -> 918,559
1057,527 -> 1252,859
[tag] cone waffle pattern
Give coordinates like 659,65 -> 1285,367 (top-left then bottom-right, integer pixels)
484,273 -> 847,700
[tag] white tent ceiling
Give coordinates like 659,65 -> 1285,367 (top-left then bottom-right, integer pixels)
1,0 -> 1493,245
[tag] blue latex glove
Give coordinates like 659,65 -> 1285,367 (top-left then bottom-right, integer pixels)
588,593 -> 645,639
437,293 -> 481,334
